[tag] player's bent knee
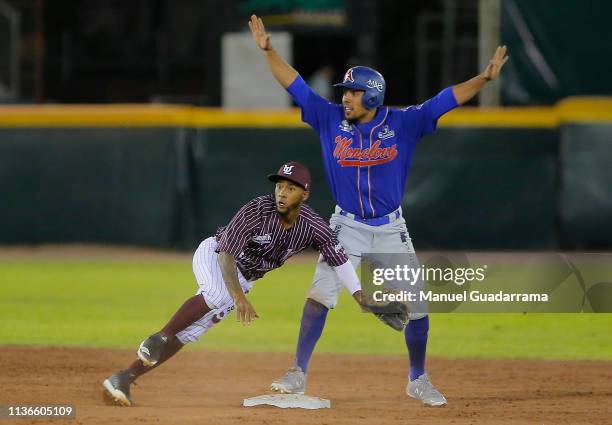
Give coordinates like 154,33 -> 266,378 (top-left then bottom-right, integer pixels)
306,289 -> 338,310
200,293 -> 216,310
305,298 -> 329,314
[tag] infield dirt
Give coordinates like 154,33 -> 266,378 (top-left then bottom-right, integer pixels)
1,346 -> 610,425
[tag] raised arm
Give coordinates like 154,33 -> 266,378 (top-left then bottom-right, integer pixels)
452,45 -> 509,105
248,14 -> 298,88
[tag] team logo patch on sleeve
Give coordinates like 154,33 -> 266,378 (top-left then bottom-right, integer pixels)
378,125 -> 395,140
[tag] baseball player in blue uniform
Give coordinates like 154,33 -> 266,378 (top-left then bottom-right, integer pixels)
249,15 -> 508,406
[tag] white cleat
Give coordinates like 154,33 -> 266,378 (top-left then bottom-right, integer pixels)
270,366 -> 306,395
406,373 -> 447,407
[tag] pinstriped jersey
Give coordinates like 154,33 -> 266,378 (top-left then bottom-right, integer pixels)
286,75 -> 458,219
215,195 -> 348,281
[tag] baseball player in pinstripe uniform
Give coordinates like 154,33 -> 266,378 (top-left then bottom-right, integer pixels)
102,162 -> 367,406
249,15 -> 508,406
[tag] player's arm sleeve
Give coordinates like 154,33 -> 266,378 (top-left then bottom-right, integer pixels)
216,199 -> 261,257
286,74 -> 333,130
332,260 -> 361,295
401,87 -> 459,138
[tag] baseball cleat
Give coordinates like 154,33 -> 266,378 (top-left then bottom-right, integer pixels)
103,370 -> 135,407
270,365 -> 306,394
137,331 -> 168,366
406,373 -> 447,407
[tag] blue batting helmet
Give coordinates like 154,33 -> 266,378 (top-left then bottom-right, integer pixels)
334,66 -> 386,109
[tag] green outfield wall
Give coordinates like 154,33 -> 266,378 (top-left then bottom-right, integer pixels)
0,99 -> 610,249
0,128 -> 180,246
560,123 -> 612,249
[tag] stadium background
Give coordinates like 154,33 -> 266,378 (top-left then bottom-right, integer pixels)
1,1 -> 611,424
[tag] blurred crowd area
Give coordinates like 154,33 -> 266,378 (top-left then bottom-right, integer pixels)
0,0 -> 610,106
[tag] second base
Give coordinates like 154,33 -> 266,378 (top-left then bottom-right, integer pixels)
243,394 -> 331,409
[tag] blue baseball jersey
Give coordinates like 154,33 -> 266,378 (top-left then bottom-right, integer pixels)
287,75 -> 458,218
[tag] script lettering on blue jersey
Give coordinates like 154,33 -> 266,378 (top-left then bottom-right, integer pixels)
333,135 -> 398,167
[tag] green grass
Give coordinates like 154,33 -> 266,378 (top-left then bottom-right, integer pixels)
1,257 -> 611,360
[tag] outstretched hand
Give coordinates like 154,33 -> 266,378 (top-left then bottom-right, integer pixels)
235,296 -> 259,326
248,14 -> 271,51
352,290 -> 370,313
482,45 -> 509,81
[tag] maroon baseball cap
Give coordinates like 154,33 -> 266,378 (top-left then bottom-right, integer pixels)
268,161 -> 311,191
